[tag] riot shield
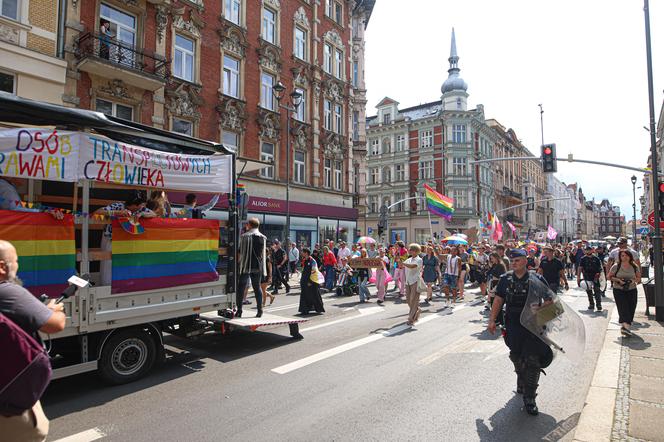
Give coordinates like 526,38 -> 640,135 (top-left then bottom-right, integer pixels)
520,275 -> 586,362
599,271 -> 607,292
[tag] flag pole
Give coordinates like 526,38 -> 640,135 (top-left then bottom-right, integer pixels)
427,207 -> 434,242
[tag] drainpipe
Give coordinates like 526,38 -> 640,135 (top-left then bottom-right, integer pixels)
57,0 -> 67,58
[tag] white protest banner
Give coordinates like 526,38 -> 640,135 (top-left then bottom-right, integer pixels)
78,133 -> 232,193
0,128 -> 80,182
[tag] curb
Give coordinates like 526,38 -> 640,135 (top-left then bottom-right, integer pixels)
573,304 -> 621,442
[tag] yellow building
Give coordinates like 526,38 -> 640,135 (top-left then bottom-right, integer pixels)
0,0 -> 67,103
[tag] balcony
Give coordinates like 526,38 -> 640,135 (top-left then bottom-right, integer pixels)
75,32 -> 168,92
502,186 -> 522,202
504,213 -> 524,225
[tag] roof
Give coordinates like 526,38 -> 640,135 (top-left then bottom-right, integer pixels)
367,100 -> 441,125
0,92 -> 233,156
375,96 -> 399,107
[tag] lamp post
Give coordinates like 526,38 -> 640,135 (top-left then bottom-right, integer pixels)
272,81 -> 302,250
631,175 -> 638,250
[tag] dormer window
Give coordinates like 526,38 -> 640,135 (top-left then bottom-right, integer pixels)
383,113 -> 391,124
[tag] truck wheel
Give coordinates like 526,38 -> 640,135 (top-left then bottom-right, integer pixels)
99,328 -> 157,384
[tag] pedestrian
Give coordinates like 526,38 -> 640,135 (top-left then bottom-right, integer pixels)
488,248 -> 554,416
608,250 -> 641,336
375,248 -> 390,305
457,245 -> 470,300
322,246 -> 337,291
236,218 -> 267,318
298,248 -> 325,315
442,246 -> 460,305
311,245 -> 322,268
0,240 -> 66,441
99,19 -> 113,60
402,243 -> 423,326
393,241 -> 408,299
486,252 -> 507,323
526,247 -> 540,271
179,193 -> 220,218
357,248 -> 371,303
271,240 -> 290,295
538,246 -> 566,292
261,248 -> 274,308
146,190 -> 172,217
422,246 -> 439,304
288,242 -> 300,277
495,244 -> 510,271
367,243 -> 378,258
577,245 -> 604,311
337,241 -> 352,261
475,245 -> 489,298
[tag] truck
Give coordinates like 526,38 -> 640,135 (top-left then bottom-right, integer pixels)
0,92 -> 305,384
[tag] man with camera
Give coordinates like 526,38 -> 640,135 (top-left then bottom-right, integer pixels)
0,240 -> 66,441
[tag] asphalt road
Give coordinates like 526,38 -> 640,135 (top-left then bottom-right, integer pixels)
43,279 -> 612,442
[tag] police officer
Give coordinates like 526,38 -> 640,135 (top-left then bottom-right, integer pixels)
488,248 -> 554,416
577,245 -> 603,311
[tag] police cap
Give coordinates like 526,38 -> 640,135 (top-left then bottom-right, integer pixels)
508,248 -> 527,258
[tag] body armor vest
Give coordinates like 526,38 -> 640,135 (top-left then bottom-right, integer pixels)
505,271 -> 530,314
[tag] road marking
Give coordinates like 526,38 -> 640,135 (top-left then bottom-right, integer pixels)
300,306 -> 383,332
266,296 -> 335,313
272,309 -> 449,374
52,428 -> 106,442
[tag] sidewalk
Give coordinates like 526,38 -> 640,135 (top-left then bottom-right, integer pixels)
574,287 -> 664,442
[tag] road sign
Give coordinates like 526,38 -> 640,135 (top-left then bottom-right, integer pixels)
367,227 -> 373,234
647,211 -> 664,228
641,219 -> 649,226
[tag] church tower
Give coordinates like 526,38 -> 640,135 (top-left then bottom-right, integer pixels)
441,28 -> 469,111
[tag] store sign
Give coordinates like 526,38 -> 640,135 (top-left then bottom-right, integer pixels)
249,197 -> 284,211
348,258 -> 384,269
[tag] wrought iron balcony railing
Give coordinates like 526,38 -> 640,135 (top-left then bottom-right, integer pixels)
76,32 -> 169,80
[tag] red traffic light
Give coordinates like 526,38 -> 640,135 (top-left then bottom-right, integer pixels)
544,147 -> 552,155
659,182 -> 664,193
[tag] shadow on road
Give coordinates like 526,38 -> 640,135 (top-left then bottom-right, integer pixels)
475,395 -> 580,441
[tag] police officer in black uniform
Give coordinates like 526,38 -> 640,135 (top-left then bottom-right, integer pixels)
488,248 -> 554,416
577,245 -> 603,311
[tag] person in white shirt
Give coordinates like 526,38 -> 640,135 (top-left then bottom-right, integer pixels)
607,237 -> 640,272
443,246 -> 460,305
402,243 -> 423,326
367,243 -> 378,258
337,241 -> 352,261
288,243 -> 300,276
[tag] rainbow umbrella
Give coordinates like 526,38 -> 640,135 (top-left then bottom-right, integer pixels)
357,236 -> 376,245
443,235 -> 468,245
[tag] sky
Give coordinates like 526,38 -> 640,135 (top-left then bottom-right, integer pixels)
364,0 -> 664,220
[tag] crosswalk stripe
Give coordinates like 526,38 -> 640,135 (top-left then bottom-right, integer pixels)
51,428 -> 106,442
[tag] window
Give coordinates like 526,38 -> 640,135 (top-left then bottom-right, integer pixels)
334,1 -> 343,23
0,72 -> 15,94
172,118 -> 193,135
370,167 -> 379,185
223,55 -> 240,98
323,44 -> 332,74
324,99 -> 332,130
382,167 -> 391,183
294,151 -> 305,184
222,131 -> 239,151
370,139 -> 379,155
334,161 -> 342,191
394,192 -> 405,213
100,4 -> 136,62
294,27 -> 307,60
334,49 -> 343,79
352,60 -> 359,87
381,137 -> 391,154
453,124 -> 466,143
324,159 -> 332,188
383,113 -> 391,124
352,111 -> 359,141
334,103 -> 342,134
260,72 -> 274,110
174,34 -> 195,82
420,129 -> 433,148
96,98 -> 133,121
453,189 -> 467,208
418,160 -> 433,179
1,0 -> 18,20
225,0 -> 241,25
325,0 -> 334,17
396,134 -> 406,152
456,97 -> 462,110
453,157 -> 467,176
369,195 -> 378,213
395,164 -> 405,181
295,88 -> 306,122
262,7 -> 276,44
260,142 -> 274,178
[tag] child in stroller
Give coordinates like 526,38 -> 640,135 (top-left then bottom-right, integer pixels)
335,257 -> 358,296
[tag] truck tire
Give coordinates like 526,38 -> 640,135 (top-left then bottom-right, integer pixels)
99,328 -> 157,384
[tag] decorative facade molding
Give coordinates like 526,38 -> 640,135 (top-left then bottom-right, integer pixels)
322,130 -> 346,159
291,66 -> 311,89
217,95 -> 247,133
256,109 -> 281,142
257,39 -> 282,73
172,10 -> 204,38
323,30 -> 343,47
165,81 -> 204,120
294,6 -> 310,29
292,123 -> 311,151
155,5 -> 169,43
322,78 -> 344,102
263,0 -> 281,11
98,79 -> 132,100
218,17 -> 248,57
0,23 -> 19,45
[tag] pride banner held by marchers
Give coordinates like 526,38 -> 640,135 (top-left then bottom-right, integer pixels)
0,210 -> 76,297
111,218 -> 220,294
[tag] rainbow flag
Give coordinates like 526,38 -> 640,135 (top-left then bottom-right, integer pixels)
424,184 -> 454,220
111,218 -> 220,294
0,210 -> 76,298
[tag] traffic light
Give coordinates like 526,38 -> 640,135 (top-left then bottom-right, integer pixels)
658,182 -> 664,221
541,143 -> 557,173
377,223 -> 384,237
526,197 -> 535,211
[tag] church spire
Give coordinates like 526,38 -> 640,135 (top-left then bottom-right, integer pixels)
449,27 -> 459,70
441,28 -> 468,95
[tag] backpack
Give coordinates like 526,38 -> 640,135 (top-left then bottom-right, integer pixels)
0,313 -> 52,416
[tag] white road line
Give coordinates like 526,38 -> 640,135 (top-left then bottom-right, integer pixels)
272,308 -> 450,374
52,428 -> 106,442
300,306 -> 383,332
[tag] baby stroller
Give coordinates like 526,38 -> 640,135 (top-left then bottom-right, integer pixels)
335,268 -> 358,296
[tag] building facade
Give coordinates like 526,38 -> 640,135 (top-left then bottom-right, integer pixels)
58,0 -> 373,247
0,0 -> 67,103
547,175 -> 575,243
361,30 -> 496,244
596,199 -> 624,239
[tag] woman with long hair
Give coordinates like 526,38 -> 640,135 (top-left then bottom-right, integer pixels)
146,190 -> 172,217
356,248 -> 371,303
322,246 -> 337,291
422,246 -> 439,304
608,250 -> 641,336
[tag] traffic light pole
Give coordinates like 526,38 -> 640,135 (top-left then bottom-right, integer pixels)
644,0 -> 664,320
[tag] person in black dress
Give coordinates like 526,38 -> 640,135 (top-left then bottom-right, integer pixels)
299,248 -> 325,315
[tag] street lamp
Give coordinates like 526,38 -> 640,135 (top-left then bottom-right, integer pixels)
631,175 -> 638,250
273,81 -> 302,250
